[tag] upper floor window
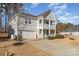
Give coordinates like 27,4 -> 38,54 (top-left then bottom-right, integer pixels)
46,20 -> 49,24
39,19 -> 42,24
29,19 -> 31,24
25,18 -> 28,24
50,21 -> 54,25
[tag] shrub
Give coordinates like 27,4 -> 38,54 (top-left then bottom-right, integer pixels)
48,34 -> 64,40
48,36 -> 55,40
55,34 -> 64,39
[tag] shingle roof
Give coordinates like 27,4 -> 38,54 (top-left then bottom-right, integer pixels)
37,9 -> 51,18
18,13 -> 37,17
19,9 -> 51,18
61,27 -> 79,32
10,9 -> 52,21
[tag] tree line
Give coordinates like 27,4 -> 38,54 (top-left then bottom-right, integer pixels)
0,3 -> 23,32
56,22 -> 79,33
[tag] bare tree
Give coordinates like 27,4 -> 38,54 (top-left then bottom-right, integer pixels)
0,3 -> 23,42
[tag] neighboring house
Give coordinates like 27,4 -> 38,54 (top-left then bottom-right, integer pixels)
59,27 -> 79,36
9,10 -> 56,39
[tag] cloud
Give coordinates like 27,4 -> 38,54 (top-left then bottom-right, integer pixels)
58,4 -> 67,10
50,4 -> 67,17
53,4 -> 67,12
48,3 -> 67,11
48,3 -> 79,24
24,7 -> 28,10
58,13 -> 79,24
31,3 -> 39,8
48,3 -> 61,8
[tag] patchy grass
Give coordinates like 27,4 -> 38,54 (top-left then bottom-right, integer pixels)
13,42 -> 23,46
8,42 -> 51,56
0,40 -> 51,56
69,37 -> 75,40
1,37 -> 79,56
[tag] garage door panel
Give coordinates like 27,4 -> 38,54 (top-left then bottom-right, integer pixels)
21,30 -> 36,39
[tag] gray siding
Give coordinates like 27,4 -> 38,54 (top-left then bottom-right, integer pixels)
18,16 -> 37,31
9,10 -> 56,39
9,15 -> 18,35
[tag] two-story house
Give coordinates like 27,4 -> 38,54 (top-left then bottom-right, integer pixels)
9,10 -> 56,39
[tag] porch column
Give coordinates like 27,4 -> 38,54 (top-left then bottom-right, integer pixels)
42,29 -> 43,38
42,18 -> 44,38
49,20 -> 50,28
49,30 -> 50,36
49,20 -> 51,36
54,30 -> 56,36
54,22 -> 56,36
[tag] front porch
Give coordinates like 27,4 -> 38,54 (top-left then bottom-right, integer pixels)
43,29 -> 56,38
39,29 -> 56,38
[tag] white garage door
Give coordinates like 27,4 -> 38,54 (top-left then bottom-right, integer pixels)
21,30 -> 36,39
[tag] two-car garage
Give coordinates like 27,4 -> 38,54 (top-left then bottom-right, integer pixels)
21,30 -> 36,39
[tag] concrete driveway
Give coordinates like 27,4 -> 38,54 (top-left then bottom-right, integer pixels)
26,38 -> 79,56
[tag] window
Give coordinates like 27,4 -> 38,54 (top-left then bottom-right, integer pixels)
25,18 -> 28,24
43,30 -> 45,34
50,21 -> 54,25
39,29 -> 42,34
39,19 -> 42,24
46,20 -> 49,24
46,30 -> 49,35
29,19 -> 31,24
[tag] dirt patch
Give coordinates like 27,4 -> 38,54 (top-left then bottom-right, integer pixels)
0,37 -> 79,56
0,38 -> 10,42
0,40 -> 51,56
48,38 -> 74,45
8,42 -> 51,56
48,37 -> 79,51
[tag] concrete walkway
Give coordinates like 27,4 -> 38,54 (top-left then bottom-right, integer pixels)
26,38 -> 79,56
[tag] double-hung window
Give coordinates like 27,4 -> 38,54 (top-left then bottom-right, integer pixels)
29,19 -> 31,24
39,19 -> 42,24
25,18 -> 28,24
50,21 -> 53,25
46,20 -> 49,24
